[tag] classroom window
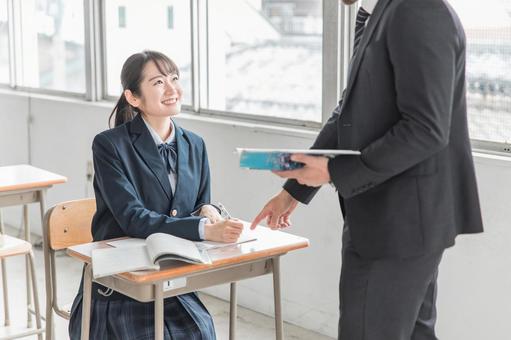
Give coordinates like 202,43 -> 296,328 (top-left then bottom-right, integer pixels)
0,0 -> 9,84
17,0 -> 85,93
205,0 -> 323,123
104,0 -> 192,105
449,0 -> 511,144
167,6 -> 174,30
118,6 -> 126,28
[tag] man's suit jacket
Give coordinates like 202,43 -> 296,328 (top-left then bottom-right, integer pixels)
91,114 -> 211,242
284,0 -> 483,259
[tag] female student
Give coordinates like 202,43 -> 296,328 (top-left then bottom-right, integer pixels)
69,50 -> 244,339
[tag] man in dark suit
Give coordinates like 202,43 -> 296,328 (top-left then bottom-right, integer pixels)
251,0 -> 484,338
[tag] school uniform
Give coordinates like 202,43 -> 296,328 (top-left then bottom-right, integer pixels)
69,114 -> 216,339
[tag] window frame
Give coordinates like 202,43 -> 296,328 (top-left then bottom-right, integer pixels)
3,0 -> 89,98
0,0 -> 508,156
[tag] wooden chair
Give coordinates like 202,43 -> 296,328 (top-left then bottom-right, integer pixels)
42,199 -> 95,340
0,234 -> 44,339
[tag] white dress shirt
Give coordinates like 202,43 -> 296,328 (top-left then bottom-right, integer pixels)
362,0 -> 379,15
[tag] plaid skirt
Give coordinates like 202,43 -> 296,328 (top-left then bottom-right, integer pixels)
68,290 -> 216,340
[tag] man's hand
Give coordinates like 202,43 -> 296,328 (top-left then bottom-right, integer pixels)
199,204 -> 223,223
273,154 -> 331,187
204,219 -> 244,243
251,190 -> 298,230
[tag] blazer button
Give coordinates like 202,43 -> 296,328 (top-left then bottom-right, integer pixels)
171,209 -> 178,217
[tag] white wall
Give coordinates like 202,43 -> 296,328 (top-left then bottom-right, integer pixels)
0,90 -> 510,339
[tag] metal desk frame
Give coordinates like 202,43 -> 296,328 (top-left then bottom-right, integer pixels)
68,230 -> 308,340
0,187 -> 49,329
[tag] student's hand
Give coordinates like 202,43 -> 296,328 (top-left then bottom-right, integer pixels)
199,204 -> 223,223
251,190 -> 298,230
204,219 -> 244,243
272,154 -> 331,187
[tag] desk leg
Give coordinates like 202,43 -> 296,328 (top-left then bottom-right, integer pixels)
28,250 -> 44,340
272,257 -> 283,340
0,210 -> 9,326
81,264 -> 92,340
40,190 -> 54,340
154,282 -> 164,340
24,204 -> 33,328
229,282 -> 237,340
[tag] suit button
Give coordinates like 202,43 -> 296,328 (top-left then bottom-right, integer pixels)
171,209 -> 177,217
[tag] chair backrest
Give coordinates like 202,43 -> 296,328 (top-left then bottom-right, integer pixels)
43,198 -> 96,332
47,198 -> 95,251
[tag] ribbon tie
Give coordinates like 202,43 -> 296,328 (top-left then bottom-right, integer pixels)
158,141 -> 178,174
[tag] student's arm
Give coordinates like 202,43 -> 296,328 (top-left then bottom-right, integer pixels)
194,138 -> 212,211
93,133 -> 203,240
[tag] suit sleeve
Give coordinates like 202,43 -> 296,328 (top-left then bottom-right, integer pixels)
284,99 -> 343,204
93,133 -> 203,240
329,1 -> 459,199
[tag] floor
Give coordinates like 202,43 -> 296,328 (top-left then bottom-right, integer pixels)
0,228 -> 334,340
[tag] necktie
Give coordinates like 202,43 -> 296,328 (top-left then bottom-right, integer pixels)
353,7 -> 371,57
158,141 -> 177,174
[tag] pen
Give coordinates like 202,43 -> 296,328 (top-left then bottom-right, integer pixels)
217,202 -> 232,219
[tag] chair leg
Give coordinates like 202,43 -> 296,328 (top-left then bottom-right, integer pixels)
0,210 -> 10,327
28,250 -> 44,340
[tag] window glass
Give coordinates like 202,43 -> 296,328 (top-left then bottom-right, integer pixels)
450,0 -> 511,144
207,0 -> 322,122
104,0 -> 192,105
0,0 -> 10,84
19,0 -> 85,92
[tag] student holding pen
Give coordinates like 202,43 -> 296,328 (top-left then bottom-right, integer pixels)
68,50 -> 243,340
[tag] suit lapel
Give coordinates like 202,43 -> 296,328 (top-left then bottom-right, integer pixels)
342,0 -> 392,109
171,122 -> 191,209
130,114 -> 173,201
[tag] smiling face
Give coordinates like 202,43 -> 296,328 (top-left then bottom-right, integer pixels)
126,60 -> 183,119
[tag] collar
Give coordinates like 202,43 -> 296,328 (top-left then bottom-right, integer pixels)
141,116 -> 176,145
362,0 -> 379,14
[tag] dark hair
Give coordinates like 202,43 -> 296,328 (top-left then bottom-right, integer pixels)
109,50 -> 180,127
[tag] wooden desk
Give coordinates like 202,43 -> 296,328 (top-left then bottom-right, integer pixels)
0,164 -> 67,329
67,224 -> 309,340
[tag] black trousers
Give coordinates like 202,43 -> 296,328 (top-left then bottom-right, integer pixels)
339,226 -> 443,340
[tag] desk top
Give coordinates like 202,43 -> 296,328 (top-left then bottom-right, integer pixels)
68,224 -> 309,283
0,164 -> 67,192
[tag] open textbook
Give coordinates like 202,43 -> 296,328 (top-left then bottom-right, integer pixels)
91,229 -> 257,279
237,148 -> 360,171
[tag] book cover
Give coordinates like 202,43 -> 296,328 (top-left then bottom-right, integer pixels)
237,148 -> 360,171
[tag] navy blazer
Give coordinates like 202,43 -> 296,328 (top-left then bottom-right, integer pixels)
284,0 -> 483,259
91,114 -> 210,242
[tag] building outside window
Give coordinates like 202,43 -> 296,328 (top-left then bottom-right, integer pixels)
167,6 -> 174,30
104,0 -> 192,105
18,0 -> 85,93
206,0 -> 323,123
450,0 -> 511,144
0,0 -> 9,84
118,6 -> 127,28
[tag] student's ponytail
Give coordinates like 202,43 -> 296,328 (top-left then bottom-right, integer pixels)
109,93 -> 137,128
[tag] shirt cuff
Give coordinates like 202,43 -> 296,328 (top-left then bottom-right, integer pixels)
198,217 -> 210,240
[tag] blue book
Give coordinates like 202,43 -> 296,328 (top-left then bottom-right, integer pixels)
237,148 -> 360,171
